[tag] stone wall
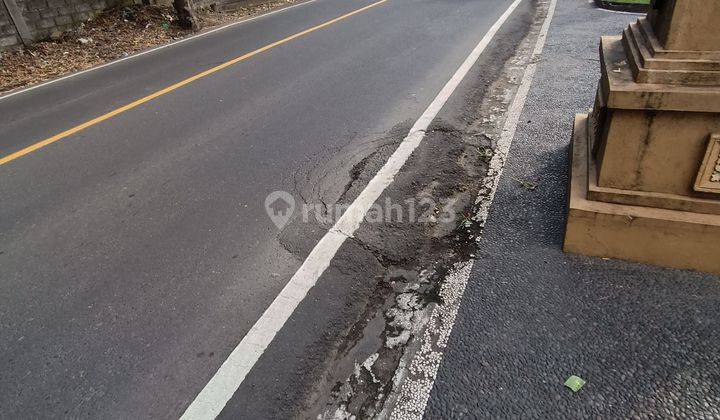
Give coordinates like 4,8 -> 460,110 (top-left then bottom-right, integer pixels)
0,0 -> 118,49
0,0 -> 276,50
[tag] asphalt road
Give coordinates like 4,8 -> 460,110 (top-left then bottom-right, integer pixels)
0,0 -> 526,417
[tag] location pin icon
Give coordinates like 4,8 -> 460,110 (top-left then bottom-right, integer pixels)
265,190 -> 295,229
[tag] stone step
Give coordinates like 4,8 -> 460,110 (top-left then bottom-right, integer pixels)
623,26 -> 720,86
598,36 -> 720,113
628,20 -> 720,72
638,17 -> 720,62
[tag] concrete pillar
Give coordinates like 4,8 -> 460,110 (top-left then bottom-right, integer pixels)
563,0 -> 720,274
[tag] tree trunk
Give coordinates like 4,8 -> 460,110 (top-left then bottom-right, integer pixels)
173,0 -> 200,31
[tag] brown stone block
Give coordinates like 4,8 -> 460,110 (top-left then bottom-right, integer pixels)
600,37 -> 720,113
595,109 -> 720,196
564,114 -> 720,274
588,139 -> 720,216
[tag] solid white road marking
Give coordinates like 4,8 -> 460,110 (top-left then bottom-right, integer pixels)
0,0 -> 316,101
180,0 -> 526,418
389,0 -> 558,418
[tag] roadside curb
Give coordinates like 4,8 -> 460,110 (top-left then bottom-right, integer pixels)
593,0 -> 648,13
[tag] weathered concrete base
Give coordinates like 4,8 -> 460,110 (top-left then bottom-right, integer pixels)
564,114 -> 720,274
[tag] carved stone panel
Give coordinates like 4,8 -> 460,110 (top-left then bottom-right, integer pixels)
695,134 -> 720,195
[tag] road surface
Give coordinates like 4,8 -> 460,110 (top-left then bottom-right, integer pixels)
0,0 -> 534,417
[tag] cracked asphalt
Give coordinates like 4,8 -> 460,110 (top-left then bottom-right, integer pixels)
426,0 -> 720,418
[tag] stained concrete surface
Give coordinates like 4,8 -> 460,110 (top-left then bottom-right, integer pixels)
426,0 -> 720,418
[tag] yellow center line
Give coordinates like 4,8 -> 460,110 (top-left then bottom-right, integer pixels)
0,0 -> 388,167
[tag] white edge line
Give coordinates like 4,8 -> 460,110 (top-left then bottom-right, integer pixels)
179,0 -> 525,419
388,0 -> 558,418
0,0 -> 317,101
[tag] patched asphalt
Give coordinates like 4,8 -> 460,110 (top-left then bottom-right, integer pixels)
426,0 -> 720,418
